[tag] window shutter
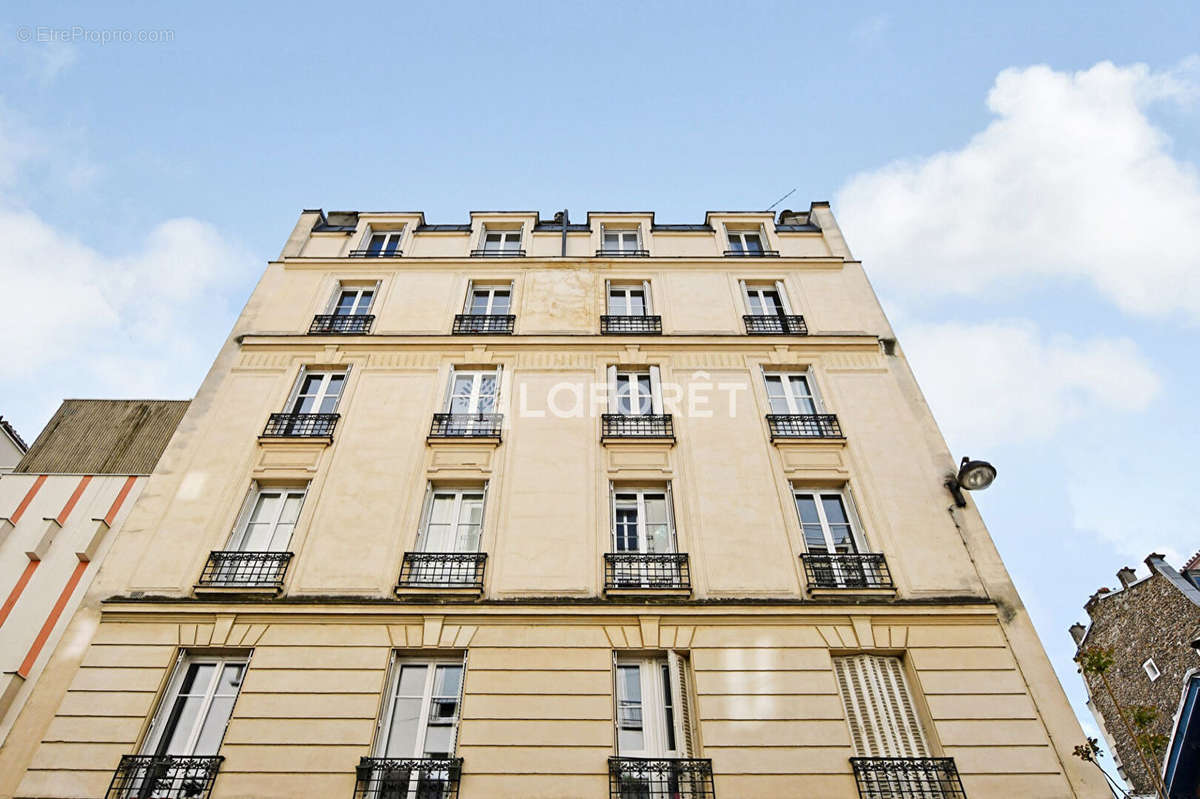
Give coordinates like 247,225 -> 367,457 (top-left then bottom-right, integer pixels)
739,280 -> 751,312
774,280 -> 793,314
642,280 -> 653,314
414,483 -> 435,551
374,650 -> 399,756
606,365 -> 619,414
370,280 -> 382,313
463,280 -> 475,313
442,366 -> 457,413
648,366 -> 664,415
668,651 -> 696,757
833,654 -> 929,758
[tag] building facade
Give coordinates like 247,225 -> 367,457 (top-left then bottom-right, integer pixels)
0,400 -> 188,746
0,205 -> 1106,798
1070,553 -> 1200,797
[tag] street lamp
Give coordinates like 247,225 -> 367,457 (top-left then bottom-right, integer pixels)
945,456 -> 997,507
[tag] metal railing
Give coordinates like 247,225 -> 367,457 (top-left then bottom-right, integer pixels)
429,413 -> 503,439
197,551 -> 293,589
609,757 -> 716,799
106,754 -> 223,799
802,553 -> 893,590
309,314 -> 374,334
354,757 -> 462,799
349,248 -> 402,258
600,315 -> 663,334
743,314 -> 808,335
604,553 -> 691,591
398,553 -> 487,590
766,413 -> 843,439
596,249 -> 650,257
602,414 -> 674,439
469,248 -> 526,257
261,412 -> 340,439
452,314 -> 515,334
851,758 -> 967,798
723,249 -> 780,257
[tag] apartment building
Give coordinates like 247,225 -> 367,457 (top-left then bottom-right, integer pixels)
0,204 -> 1106,798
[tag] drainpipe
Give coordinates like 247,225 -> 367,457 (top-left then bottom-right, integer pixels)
561,208 -> 568,256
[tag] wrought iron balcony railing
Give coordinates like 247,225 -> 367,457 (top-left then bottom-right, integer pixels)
399,552 -> 487,590
802,553 -> 894,590
851,757 -> 967,799
106,754 -> 223,799
349,248 -> 402,258
743,314 -> 808,335
602,414 -> 674,439
261,412 -> 340,439
429,413 -> 503,439
354,757 -> 462,799
723,249 -> 780,257
604,553 -> 691,592
766,413 -> 843,439
470,248 -> 526,257
601,315 -> 663,335
609,757 -> 716,799
596,249 -> 650,257
197,551 -> 293,589
309,314 -> 374,334
452,314 -> 515,334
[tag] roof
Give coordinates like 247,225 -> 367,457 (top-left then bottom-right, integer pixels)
0,416 -> 28,452
15,399 -> 189,475
1184,551 -> 1200,572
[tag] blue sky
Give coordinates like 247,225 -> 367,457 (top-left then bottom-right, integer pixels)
2,0 -> 1198,765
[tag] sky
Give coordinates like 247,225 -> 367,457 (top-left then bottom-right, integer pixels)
2,0 -> 1199,770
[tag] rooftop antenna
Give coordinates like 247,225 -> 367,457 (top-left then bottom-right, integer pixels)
764,187 -> 797,213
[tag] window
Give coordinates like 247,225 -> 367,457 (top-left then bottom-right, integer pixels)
742,281 -> 791,316
834,654 -> 930,758
358,229 -> 403,257
612,487 -> 675,554
605,366 -> 663,417
142,654 -> 247,758
764,372 -> 821,415
726,229 -> 764,254
419,488 -> 485,553
228,486 -> 306,553
287,369 -> 347,415
466,284 -> 512,315
793,488 -> 864,555
331,285 -> 375,316
615,653 -> 695,759
376,657 -> 465,759
607,283 -> 651,316
446,368 -> 500,415
480,228 -> 522,253
603,227 -> 641,253
1144,658 -> 1161,681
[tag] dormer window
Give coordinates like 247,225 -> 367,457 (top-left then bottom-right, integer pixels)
599,227 -> 645,256
353,228 -> 403,257
474,227 -> 524,256
725,226 -> 777,257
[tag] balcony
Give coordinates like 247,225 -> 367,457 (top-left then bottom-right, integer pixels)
604,553 -> 691,593
196,551 -> 293,592
850,757 -> 967,799
766,414 -> 843,440
354,757 -> 462,799
802,553 -> 894,590
309,314 -> 374,335
723,249 -> 779,257
398,552 -> 487,592
743,314 -> 808,335
601,315 -> 663,335
609,757 -> 716,799
105,754 -> 223,799
452,314 -> 515,335
261,412 -> 339,440
348,248 -> 402,258
429,413 -> 503,440
596,249 -> 650,257
602,414 -> 674,441
470,248 -> 525,257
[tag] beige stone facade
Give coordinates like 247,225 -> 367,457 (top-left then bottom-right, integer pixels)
0,204 -> 1106,798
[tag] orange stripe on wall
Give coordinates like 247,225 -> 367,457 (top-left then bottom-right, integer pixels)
9,475 -> 47,525
18,560 -> 89,677
0,560 -> 40,629
55,475 -> 93,525
104,476 -> 138,526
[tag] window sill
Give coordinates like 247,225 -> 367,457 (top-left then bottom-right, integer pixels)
193,584 -> 283,597
427,435 -> 502,446
604,587 -> 692,598
394,585 -> 483,598
771,437 -> 846,448
601,436 -> 675,447
257,435 -> 333,446
806,586 -> 897,599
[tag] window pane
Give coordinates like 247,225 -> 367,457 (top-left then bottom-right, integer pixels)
604,232 -> 619,249
795,495 -> 820,524
627,290 -> 645,315
470,292 -> 491,314
617,665 -> 644,752
156,694 -> 205,754
490,291 -> 511,314
385,697 -> 422,757
643,495 -> 668,526
367,234 -> 385,254
745,233 -> 763,252
615,508 -> 639,551
433,665 -> 462,700
635,375 -> 652,415
727,234 -> 743,252
661,664 -> 676,752
193,694 -> 236,756
383,236 -> 400,256
646,524 -> 671,553
356,290 -> 374,312
396,664 -> 427,696
821,496 -> 849,525
335,291 -> 358,315
430,496 -> 455,524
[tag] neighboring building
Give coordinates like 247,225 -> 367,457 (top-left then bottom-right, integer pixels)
0,400 -> 188,745
0,206 -> 1106,798
1070,553 -> 1200,797
0,416 -> 27,473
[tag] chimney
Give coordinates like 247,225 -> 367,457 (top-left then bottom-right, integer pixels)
1117,567 -> 1137,588
1069,623 -> 1087,646
777,209 -> 807,225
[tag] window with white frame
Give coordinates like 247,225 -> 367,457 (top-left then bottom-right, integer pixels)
793,488 -> 865,555
602,227 -> 641,253
375,656 -> 465,762
446,368 -> 500,415
741,281 -> 792,316
287,369 -> 347,414
1144,658 -> 1161,681
763,371 -> 821,415
612,486 -> 676,554
227,485 -> 306,553
480,228 -> 522,253
141,653 -> 247,758
465,283 -> 512,315
726,228 -> 765,254
614,652 -> 695,759
330,284 -> 375,316
418,487 -> 485,553
607,366 -> 663,416
359,229 -> 403,257
607,282 -> 652,316
833,654 -> 931,759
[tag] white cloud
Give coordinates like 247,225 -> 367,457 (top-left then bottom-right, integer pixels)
899,319 -> 1160,449
836,59 -> 1200,321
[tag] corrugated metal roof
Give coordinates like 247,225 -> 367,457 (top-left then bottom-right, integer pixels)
15,399 -> 189,475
